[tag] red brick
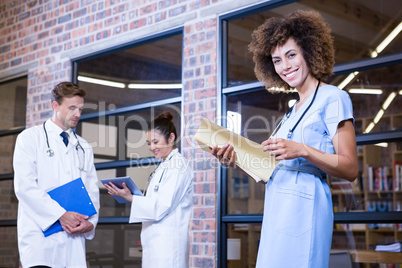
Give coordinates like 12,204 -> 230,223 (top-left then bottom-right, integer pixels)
140,3 -> 157,15
192,231 -> 216,243
193,207 -> 216,219
130,18 -> 147,30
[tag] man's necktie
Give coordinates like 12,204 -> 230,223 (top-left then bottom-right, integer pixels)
60,131 -> 69,147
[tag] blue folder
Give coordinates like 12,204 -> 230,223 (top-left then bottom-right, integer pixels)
43,177 -> 97,237
101,176 -> 144,203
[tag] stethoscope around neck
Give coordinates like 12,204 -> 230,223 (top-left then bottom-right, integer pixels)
43,121 -> 86,171
145,152 -> 175,194
270,80 -> 320,140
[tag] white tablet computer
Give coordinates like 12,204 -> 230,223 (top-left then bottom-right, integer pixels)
101,176 -> 144,203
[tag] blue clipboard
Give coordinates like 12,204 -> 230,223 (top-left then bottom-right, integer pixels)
101,176 -> 144,203
44,177 -> 97,237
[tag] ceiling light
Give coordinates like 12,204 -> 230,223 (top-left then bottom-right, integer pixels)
364,122 -> 375,133
338,72 -> 359,90
373,109 -> 384,124
371,22 -> 402,58
128,83 -> 182,89
78,76 -> 125,88
348,89 -> 383,94
375,142 -> 388,148
399,90 -> 402,95
382,92 -> 397,110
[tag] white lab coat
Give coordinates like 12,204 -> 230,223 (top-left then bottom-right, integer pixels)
130,148 -> 193,268
13,119 -> 100,268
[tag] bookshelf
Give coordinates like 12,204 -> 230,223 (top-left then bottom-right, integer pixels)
331,113 -> 402,267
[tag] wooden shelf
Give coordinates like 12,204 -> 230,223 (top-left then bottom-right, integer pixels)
350,250 -> 402,264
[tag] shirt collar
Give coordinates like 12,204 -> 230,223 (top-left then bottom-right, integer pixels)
46,119 -> 74,137
161,148 -> 178,165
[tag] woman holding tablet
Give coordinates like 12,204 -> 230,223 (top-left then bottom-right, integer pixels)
104,112 -> 194,268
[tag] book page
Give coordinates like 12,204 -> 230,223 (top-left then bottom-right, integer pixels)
194,118 -> 277,182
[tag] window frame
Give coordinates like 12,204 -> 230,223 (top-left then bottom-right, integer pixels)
0,75 -> 28,181
71,27 -> 184,223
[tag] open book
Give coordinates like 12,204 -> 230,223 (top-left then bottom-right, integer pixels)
194,118 -> 277,182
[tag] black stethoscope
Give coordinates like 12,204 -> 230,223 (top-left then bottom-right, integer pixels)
270,80 -> 320,140
43,121 -> 86,171
145,152 -> 176,194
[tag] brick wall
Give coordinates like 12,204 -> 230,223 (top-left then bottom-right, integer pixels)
0,0 -> 261,267
182,17 -> 219,267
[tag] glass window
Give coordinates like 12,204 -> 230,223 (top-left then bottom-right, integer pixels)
0,77 -> 27,176
0,77 -> 27,129
86,224 -> 142,267
330,144 -> 402,219
226,88 -> 291,214
0,135 -> 18,175
77,34 -> 182,113
331,224 -> 402,265
0,227 -> 18,266
227,222 -> 402,267
0,181 -> 18,220
73,32 -> 183,267
227,0 -> 401,87
328,64 -> 402,134
227,167 -> 265,215
78,104 -> 181,161
227,223 -> 261,267
77,104 -> 181,218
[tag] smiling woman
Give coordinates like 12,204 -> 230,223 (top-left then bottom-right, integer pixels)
146,112 -> 177,160
214,10 -> 358,268
103,111 -> 194,268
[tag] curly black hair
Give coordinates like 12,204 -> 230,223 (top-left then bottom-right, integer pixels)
248,10 -> 335,92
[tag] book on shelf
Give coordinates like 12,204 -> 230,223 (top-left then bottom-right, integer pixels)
368,164 -> 374,191
194,117 -> 278,182
394,160 -> 402,191
375,242 -> 402,252
367,165 -> 393,191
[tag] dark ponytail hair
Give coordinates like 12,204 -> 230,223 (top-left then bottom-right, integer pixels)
148,112 -> 177,146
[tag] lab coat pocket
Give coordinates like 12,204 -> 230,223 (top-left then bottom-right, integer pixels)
272,185 -> 314,237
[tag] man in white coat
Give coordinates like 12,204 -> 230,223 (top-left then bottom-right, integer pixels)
13,82 -> 100,268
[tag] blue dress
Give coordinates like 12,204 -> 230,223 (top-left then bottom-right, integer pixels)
255,85 -> 354,268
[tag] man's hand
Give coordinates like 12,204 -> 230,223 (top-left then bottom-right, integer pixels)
59,211 -> 93,235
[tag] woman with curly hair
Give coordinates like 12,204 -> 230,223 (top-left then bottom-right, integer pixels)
213,10 -> 358,267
